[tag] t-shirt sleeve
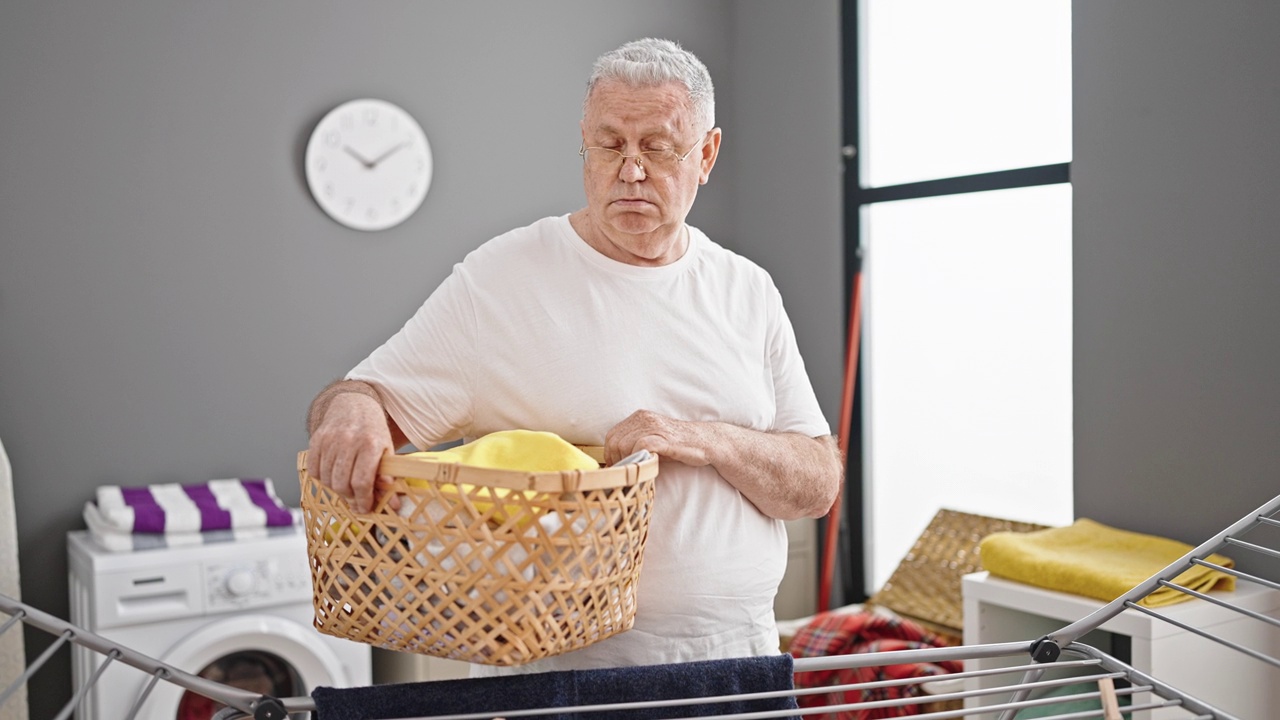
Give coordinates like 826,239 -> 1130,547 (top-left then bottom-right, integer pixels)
765,283 -> 832,438
346,268 -> 476,449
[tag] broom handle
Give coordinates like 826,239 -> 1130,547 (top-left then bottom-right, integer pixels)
818,272 -> 863,613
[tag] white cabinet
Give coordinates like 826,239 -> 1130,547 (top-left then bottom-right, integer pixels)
962,571 -> 1280,719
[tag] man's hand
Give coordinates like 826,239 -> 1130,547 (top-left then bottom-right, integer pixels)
306,380 -> 403,513
604,409 -> 709,467
605,409 -> 842,521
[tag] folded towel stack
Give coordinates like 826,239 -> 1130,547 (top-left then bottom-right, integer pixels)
83,478 -> 297,553
979,518 -> 1235,607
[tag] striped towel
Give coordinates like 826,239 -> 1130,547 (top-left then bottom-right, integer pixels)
83,502 -> 302,552
93,478 -> 294,533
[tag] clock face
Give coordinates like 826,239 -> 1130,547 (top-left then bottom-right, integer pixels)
305,98 -> 433,231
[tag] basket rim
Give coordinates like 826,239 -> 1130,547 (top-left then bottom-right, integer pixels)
296,446 -> 658,493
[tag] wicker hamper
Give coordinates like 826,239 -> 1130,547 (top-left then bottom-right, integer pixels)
296,447 -> 658,666
866,508 -> 1048,643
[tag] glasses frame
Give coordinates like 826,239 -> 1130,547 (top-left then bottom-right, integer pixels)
578,133 -> 710,179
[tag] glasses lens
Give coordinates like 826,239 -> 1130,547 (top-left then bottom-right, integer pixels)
640,151 -> 680,178
583,148 -> 620,175
583,148 -> 682,178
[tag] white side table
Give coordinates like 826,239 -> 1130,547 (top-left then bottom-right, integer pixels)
962,571 -> 1280,719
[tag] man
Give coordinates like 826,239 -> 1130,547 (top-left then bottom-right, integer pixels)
306,38 -> 842,673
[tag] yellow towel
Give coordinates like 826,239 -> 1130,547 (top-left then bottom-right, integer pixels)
405,430 -> 599,526
979,518 -> 1235,608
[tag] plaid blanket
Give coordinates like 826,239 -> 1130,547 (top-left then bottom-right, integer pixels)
789,610 -> 961,720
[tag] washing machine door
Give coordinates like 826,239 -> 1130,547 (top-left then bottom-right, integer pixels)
137,614 -> 349,720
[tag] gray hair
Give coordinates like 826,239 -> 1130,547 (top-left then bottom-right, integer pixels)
583,38 -> 716,133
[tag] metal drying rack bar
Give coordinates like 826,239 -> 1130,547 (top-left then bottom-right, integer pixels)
4,493 -> 1279,719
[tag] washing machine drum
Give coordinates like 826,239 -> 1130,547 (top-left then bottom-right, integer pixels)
142,614 -> 351,719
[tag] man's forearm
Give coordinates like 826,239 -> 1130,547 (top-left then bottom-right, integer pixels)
701,426 -> 843,520
605,409 -> 842,520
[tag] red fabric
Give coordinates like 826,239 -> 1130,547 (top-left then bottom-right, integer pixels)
789,611 -> 962,720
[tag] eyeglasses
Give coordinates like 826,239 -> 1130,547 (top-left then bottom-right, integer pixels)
579,135 -> 708,179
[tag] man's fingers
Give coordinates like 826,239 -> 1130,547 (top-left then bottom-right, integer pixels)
375,475 -> 401,512
306,444 -> 322,484
310,441 -> 388,514
350,446 -> 382,513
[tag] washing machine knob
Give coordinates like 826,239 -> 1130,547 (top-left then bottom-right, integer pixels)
225,567 -> 256,597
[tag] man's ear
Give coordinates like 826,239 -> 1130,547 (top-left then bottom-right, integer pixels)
699,128 -> 723,185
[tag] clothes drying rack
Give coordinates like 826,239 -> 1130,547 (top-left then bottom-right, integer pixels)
4,494 -> 1280,720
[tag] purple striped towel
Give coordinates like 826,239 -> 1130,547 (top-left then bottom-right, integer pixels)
82,502 -> 301,552
92,478 -> 294,534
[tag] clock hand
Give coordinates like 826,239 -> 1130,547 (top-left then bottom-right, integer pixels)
368,141 -> 409,168
343,145 -> 375,169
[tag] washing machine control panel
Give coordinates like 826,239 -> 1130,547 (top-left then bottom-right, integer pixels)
206,550 -> 312,611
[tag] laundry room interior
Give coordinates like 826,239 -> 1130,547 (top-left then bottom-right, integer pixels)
3,2 -> 1280,719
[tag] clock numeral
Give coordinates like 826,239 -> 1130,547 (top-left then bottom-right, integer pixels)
340,114 -> 354,130
366,207 -> 378,222
324,131 -> 340,148
407,183 -> 417,197
363,108 -> 377,125
315,157 -> 328,173
323,183 -> 335,198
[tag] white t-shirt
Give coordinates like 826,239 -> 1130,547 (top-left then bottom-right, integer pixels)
348,214 -> 830,673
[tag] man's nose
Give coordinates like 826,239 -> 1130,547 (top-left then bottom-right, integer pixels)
618,155 -> 646,182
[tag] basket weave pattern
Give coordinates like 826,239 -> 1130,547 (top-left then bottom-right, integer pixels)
297,450 -> 656,666
868,508 -> 1047,639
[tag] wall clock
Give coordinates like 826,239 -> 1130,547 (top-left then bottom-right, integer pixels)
305,98 -> 433,231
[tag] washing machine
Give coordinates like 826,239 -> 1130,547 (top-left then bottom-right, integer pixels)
68,528 -> 371,720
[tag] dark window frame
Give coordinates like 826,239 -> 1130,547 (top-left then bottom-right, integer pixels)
829,0 -> 1071,606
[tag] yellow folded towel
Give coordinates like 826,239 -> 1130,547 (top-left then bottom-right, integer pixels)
979,518 -> 1235,608
405,430 -> 599,526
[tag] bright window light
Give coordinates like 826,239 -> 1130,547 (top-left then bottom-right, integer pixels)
864,184 -> 1074,590
862,0 -> 1072,187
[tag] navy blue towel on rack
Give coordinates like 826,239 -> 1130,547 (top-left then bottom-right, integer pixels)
311,654 -> 801,720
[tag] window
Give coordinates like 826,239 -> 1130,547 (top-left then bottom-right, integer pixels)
841,0 -> 1074,596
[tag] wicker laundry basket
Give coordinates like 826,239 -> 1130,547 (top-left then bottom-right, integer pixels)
866,508 -> 1048,643
297,448 -> 658,666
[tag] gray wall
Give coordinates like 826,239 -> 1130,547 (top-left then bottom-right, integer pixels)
731,2 -> 845,414
1073,3 -> 1280,557
0,0 -> 843,712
